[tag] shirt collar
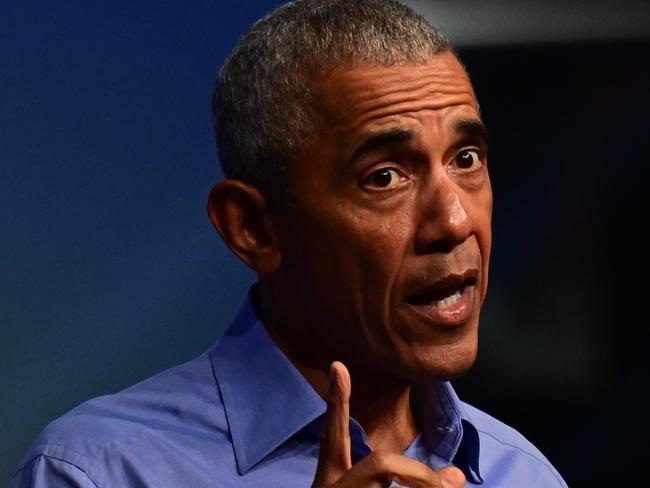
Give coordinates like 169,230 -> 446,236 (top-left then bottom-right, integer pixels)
210,291 -> 325,475
418,382 -> 484,484
210,290 -> 483,482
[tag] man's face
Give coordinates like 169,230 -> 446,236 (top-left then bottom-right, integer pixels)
273,51 -> 492,381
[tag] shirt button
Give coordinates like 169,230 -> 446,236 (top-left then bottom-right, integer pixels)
437,425 -> 455,433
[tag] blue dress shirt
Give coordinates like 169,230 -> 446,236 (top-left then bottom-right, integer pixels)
12,293 -> 568,487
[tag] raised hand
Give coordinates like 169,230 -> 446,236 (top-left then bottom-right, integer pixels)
311,361 -> 466,488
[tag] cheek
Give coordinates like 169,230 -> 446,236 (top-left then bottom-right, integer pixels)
473,191 -> 493,301
349,211 -> 414,282
281,198 -> 415,315
315,211 -> 414,333
476,207 -> 492,256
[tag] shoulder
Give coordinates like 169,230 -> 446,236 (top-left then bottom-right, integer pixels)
461,401 -> 568,488
12,353 -> 234,487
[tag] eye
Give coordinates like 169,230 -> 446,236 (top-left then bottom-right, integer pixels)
455,149 -> 482,170
365,167 -> 407,189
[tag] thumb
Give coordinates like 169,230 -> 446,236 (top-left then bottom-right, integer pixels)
439,466 -> 466,488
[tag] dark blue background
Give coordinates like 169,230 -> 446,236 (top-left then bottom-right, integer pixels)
2,1 -> 648,486
1,0 -> 267,481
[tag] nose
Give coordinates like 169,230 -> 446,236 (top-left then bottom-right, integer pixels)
414,180 -> 472,254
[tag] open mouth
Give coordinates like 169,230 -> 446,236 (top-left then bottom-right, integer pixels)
405,270 -> 478,326
407,272 -> 477,307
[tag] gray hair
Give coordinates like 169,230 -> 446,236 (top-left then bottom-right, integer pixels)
212,0 -> 450,204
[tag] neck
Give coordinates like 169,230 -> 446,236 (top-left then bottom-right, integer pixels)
347,367 -> 419,453
256,284 -> 419,453
268,329 -> 419,453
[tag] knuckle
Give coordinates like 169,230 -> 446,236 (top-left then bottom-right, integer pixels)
367,451 -> 393,474
425,471 -> 440,485
420,465 -> 440,485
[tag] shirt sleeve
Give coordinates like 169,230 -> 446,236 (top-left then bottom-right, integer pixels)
11,454 -> 99,488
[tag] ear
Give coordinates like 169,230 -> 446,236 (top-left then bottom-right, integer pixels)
207,179 -> 281,276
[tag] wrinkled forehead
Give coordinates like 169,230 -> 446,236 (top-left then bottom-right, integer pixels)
312,51 -> 478,132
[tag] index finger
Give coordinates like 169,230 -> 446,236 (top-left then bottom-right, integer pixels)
312,361 -> 352,487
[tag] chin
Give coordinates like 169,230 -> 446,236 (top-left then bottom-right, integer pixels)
394,333 -> 479,382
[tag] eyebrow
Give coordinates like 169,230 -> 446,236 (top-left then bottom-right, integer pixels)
347,127 -> 416,167
454,118 -> 489,146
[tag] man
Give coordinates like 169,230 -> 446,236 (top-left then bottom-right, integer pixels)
12,1 -> 568,486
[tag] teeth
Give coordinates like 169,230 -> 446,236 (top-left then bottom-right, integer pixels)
435,290 -> 462,308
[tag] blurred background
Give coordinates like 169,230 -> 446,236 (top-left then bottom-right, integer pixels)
2,1 -> 648,486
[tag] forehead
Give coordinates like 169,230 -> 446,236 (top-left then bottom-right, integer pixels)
313,51 -> 478,136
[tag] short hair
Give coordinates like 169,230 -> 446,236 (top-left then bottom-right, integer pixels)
212,0 -> 449,204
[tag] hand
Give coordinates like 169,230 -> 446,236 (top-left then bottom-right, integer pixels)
311,361 -> 466,488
